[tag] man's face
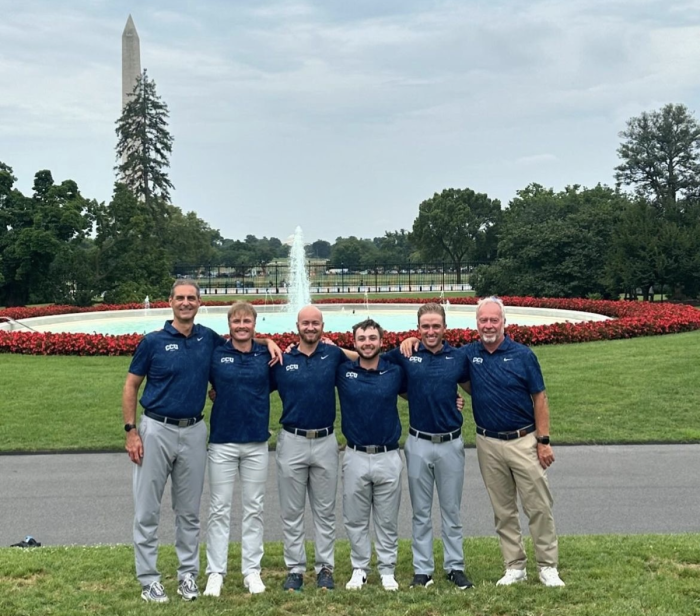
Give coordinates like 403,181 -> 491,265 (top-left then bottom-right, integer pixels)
229,312 -> 256,343
418,312 -> 446,352
169,285 -> 200,323
354,326 -> 382,361
297,307 -> 324,345
476,302 -> 505,346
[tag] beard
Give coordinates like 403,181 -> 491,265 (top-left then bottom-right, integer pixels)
357,346 -> 381,360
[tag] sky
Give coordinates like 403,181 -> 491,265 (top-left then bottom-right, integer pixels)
2,0 -> 700,244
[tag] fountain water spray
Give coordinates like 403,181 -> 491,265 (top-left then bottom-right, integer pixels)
286,226 -> 312,315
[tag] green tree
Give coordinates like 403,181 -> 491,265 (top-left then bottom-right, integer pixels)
115,69 -> 175,206
474,184 -> 624,298
329,236 -> 379,269
308,239 -> 331,259
411,188 -> 500,283
161,206 -> 222,272
615,103 -> 700,208
373,230 -> 416,265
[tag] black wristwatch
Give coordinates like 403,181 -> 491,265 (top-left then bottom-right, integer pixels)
536,435 -> 550,445
124,423 -> 137,433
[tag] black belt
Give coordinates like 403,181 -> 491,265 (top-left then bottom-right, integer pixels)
347,442 -> 399,454
283,425 -> 333,439
476,424 -> 535,441
409,427 -> 461,443
144,410 -> 204,427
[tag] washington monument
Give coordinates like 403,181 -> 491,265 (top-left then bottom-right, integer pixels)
121,15 -> 141,108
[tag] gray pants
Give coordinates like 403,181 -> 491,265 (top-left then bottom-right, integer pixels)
133,415 -> 207,586
275,429 -> 339,574
404,434 -> 465,574
342,448 -> 403,575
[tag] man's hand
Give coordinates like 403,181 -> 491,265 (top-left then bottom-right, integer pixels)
456,396 -> 465,412
399,337 -> 420,357
126,431 -> 143,465
266,340 -> 283,366
208,388 -> 217,402
537,443 -> 555,469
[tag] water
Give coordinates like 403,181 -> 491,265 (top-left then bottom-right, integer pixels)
286,226 -> 311,316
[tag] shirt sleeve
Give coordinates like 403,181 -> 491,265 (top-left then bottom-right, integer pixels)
382,347 -> 402,365
128,336 -> 150,376
524,350 -> 546,393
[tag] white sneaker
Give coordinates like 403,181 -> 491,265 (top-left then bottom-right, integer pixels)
345,568 -> 367,590
203,573 -> 223,597
496,568 -> 527,586
539,567 -> 565,587
244,571 -> 266,594
381,574 -> 399,591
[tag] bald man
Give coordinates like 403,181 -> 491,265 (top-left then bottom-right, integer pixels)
270,306 -> 348,592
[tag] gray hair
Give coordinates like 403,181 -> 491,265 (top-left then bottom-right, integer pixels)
476,296 -> 506,320
170,279 -> 201,299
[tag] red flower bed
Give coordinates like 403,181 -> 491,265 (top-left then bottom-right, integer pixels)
1,298 -> 699,356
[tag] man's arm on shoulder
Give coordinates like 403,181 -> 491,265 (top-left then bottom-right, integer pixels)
123,373 -> 145,466
254,337 -> 283,366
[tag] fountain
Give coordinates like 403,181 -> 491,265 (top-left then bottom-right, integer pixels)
286,226 -> 311,316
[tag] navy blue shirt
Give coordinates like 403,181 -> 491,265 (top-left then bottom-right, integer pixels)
461,336 -> 545,432
209,341 -> 273,444
384,342 -> 469,433
271,342 -> 346,429
129,321 -> 222,419
336,357 -> 406,447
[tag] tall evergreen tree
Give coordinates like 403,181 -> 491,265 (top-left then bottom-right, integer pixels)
115,69 -> 174,206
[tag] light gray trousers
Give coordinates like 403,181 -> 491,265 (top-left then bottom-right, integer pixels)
404,434 -> 465,574
275,429 -> 339,574
342,448 -> 403,575
206,441 -> 269,577
133,415 -> 207,586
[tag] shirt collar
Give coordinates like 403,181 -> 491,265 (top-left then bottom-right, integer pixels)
163,320 -> 201,338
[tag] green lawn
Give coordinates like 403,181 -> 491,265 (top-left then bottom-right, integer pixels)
1,331 -> 699,452
1,535 -> 699,615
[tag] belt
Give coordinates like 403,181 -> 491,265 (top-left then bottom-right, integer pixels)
283,425 -> 333,439
476,424 -> 535,441
409,427 -> 461,443
347,442 -> 399,454
144,410 -> 204,427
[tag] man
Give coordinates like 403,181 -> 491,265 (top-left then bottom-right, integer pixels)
271,305 -> 348,591
464,296 -> 564,587
388,302 -> 473,590
203,302 -> 273,598
336,319 -> 405,592
123,280 -> 221,603
123,283 -> 280,602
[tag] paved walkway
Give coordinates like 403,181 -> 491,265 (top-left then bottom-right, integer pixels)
1,444 -> 698,547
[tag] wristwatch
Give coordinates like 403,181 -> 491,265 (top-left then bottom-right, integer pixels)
124,423 -> 137,432
536,435 -> 550,445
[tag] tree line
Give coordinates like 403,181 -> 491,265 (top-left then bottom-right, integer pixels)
1,65 -> 699,306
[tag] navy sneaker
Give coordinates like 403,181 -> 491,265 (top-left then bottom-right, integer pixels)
410,574 -> 434,588
283,572 -> 303,592
447,569 -> 473,589
317,567 -> 335,590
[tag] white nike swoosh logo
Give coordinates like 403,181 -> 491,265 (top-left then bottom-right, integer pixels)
446,357 -> 454,360
504,358 -> 513,362
321,355 -> 329,360
197,337 -> 203,341
379,370 -> 388,375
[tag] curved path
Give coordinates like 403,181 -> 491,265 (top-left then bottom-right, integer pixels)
1,444 -> 697,547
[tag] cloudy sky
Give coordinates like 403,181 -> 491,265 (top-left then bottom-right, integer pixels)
2,0 -> 699,243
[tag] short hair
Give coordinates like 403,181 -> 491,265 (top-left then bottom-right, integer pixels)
417,302 -> 446,324
476,296 -> 506,320
227,301 -> 257,321
170,279 -> 201,298
352,318 -> 384,339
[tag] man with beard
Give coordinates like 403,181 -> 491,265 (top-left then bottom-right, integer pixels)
336,319 -> 405,592
271,305 -> 349,592
464,297 -> 564,587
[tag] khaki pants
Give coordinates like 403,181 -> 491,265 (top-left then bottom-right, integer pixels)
476,433 -> 558,570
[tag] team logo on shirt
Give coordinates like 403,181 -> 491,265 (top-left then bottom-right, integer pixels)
286,364 -> 299,371
409,356 -> 422,363
472,357 -> 483,364
221,357 -> 235,363
165,344 -> 179,352
345,371 -> 358,379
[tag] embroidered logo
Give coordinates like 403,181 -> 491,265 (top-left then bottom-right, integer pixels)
346,371 -> 358,379
409,356 -> 422,363
165,344 -> 179,352
286,364 -> 299,372
472,357 -> 483,364
221,357 -> 235,363
503,358 -> 513,362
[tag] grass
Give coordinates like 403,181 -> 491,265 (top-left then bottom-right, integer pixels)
1,535 -> 700,615
1,330 -> 700,452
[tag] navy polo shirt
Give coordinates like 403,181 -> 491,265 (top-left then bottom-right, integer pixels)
209,341 -> 273,444
384,342 -> 469,434
271,342 -> 346,430
129,321 -> 222,419
336,357 -> 406,447
461,336 -> 546,432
